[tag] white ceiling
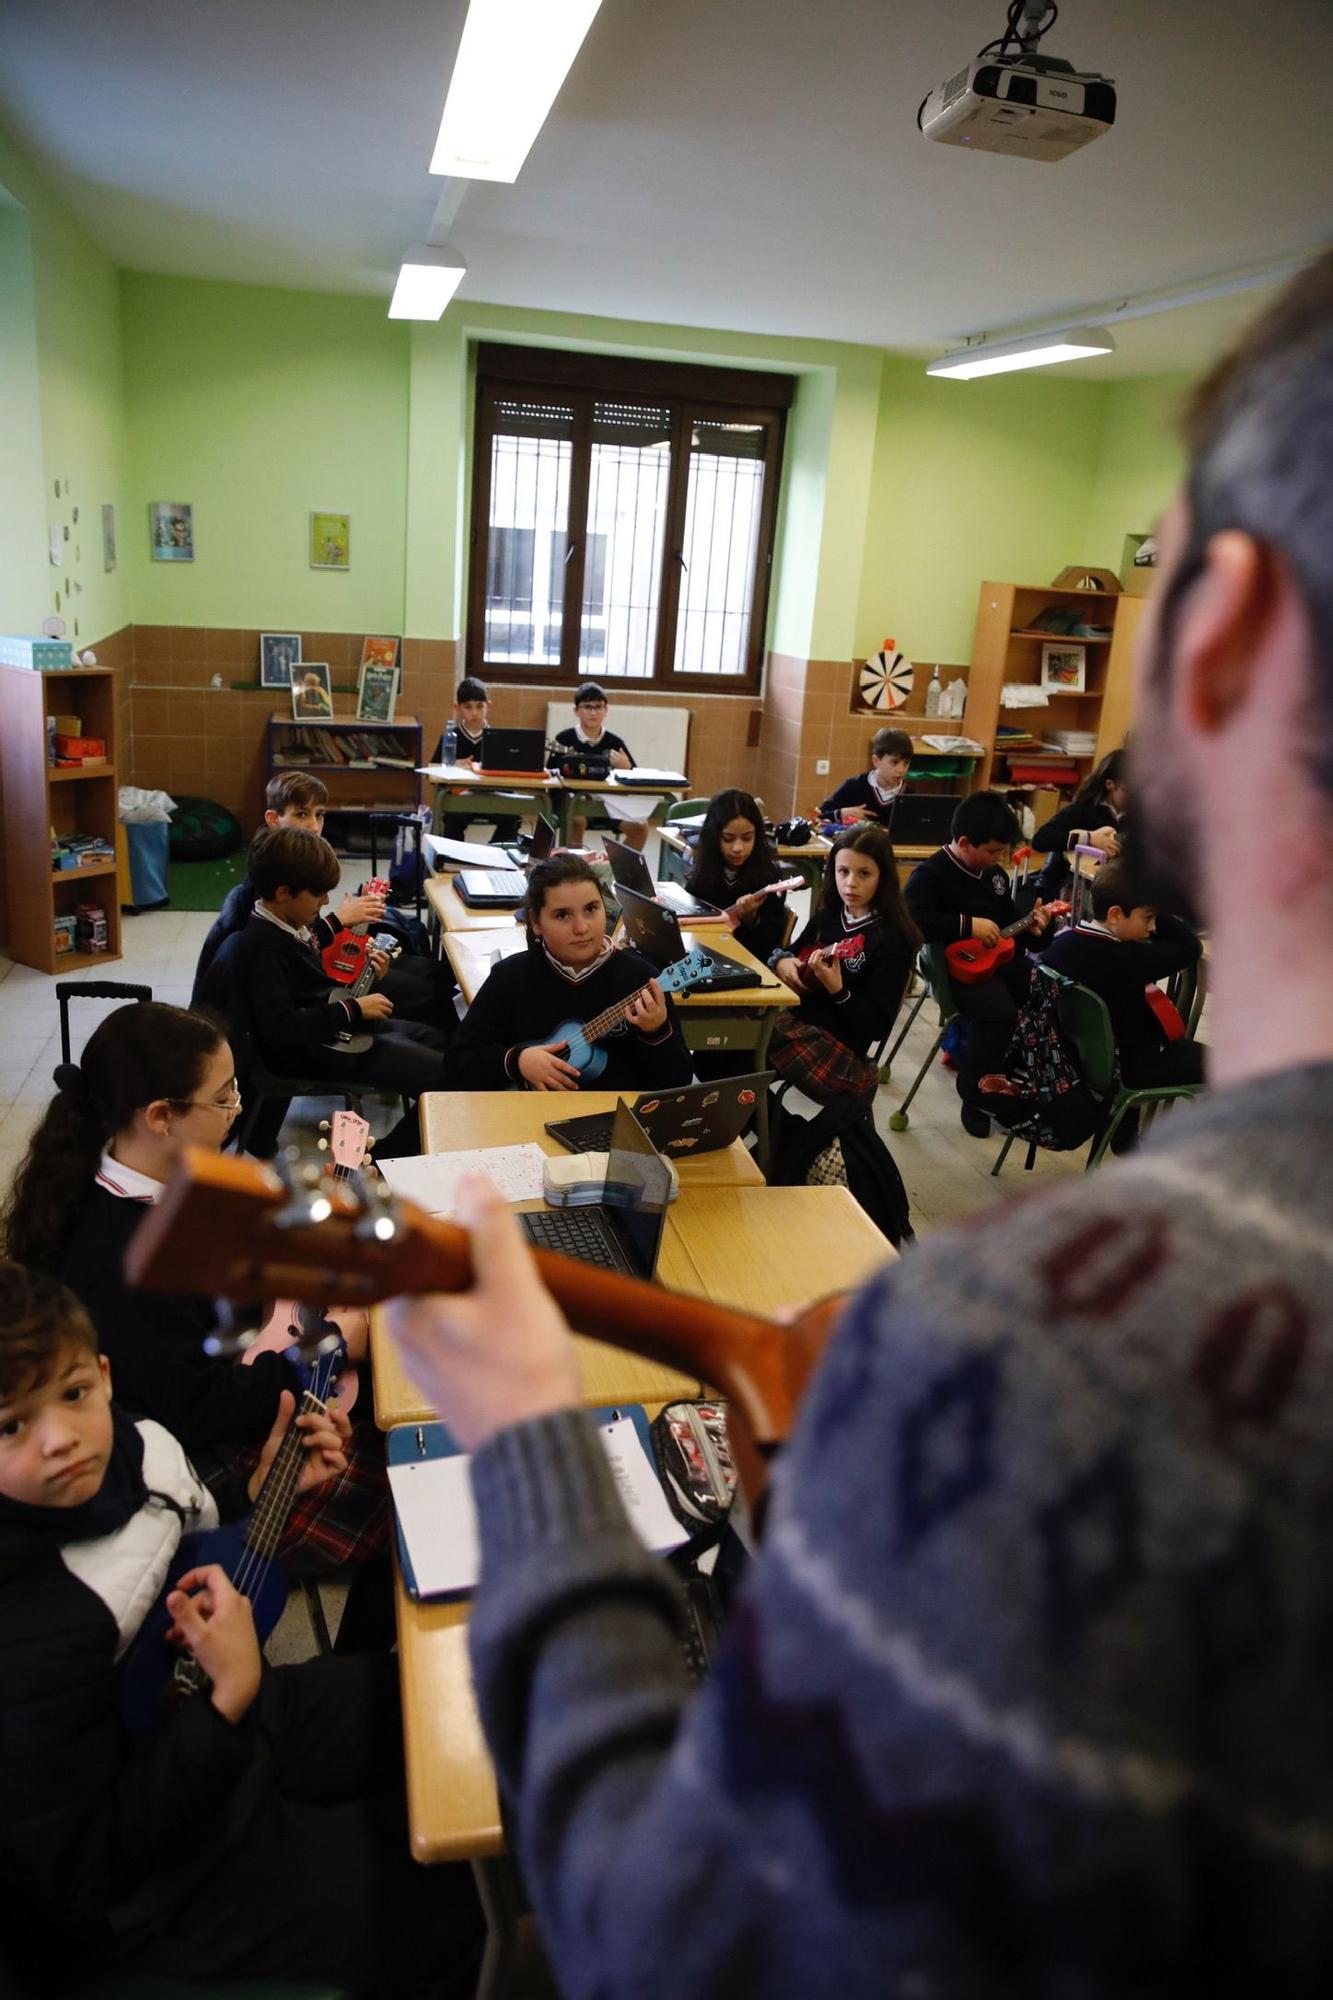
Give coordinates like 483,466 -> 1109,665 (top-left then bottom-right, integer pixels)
1,0 -> 1330,377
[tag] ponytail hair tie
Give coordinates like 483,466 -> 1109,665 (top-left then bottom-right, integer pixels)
52,1062 -> 89,1095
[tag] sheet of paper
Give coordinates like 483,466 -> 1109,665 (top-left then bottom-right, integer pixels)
421,762 -> 481,783
388,1457 -> 479,1597
389,1418 -> 687,1598
377,1144 -> 548,1216
425,832 -> 510,868
611,768 -> 688,786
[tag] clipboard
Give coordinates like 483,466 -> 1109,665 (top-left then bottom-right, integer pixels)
388,1405 -> 661,1602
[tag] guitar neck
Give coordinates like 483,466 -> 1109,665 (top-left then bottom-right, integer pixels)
246,1384 -> 327,1556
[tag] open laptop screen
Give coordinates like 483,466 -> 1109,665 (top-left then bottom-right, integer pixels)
613,882 -> 684,970
601,1100 -> 670,1279
602,835 -> 656,900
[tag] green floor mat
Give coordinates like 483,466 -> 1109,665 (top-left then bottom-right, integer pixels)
165,851 -> 248,911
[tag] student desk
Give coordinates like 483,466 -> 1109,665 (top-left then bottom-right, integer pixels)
424,872 -> 525,937
418,1088 -> 764,1189
421,763 -> 688,847
552,775 -> 688,845
387,1183 -> 893,1864
442,924 -> 528,999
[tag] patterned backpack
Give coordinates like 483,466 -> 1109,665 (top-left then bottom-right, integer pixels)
979,970 -> 1106,1151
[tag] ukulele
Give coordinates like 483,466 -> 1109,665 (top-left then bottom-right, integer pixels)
124,1147 -> 871,1507
523,945 -> 730,1083
790,934 -> 865,983
723,874 -> 806,932
320,876 -> 392,985
241,1110 -> 372,1416
945,900 -> 1070,985
1143,984 -> 1187,1042
323,932 -> 401,1056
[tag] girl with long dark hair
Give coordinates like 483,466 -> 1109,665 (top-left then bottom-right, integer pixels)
685,788 -> 789,961
1032,746 -> 1129,896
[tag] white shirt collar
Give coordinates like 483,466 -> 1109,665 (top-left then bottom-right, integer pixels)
96,1150 -> 163,1204
254,900 -> 314,945
1078,917 -> 1116,939
840,906 -> 877,933
575,723 -> 606,747
869,774 -> 903,806
542,939 -> 614,984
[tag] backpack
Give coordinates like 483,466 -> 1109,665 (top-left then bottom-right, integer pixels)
979,972 -> 1104,1151
768,1093 -> 913,1247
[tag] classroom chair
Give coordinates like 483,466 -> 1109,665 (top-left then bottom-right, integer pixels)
887,945 -> 958,1132
665,796 -> 711,822
990,962 -> 1205,1176
57,979 -> 153,1066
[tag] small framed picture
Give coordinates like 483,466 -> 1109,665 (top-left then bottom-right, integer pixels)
290,661 -> 334,720
150,501 -> 194,562
1040,642 -> 1087,693
260,632 -> 302,689
356,661 -> 400,724
309,511 -> 350,570
360,635 -> 401,673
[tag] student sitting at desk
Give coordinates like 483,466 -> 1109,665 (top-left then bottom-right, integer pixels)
906,791 -> 1053,1136
193,771 -> 452,1024
686,788 -> 790,962
0,1263 -> 480,1995
431,675 -> 521,846
768,824 -> 918,1101
1030,747 -> 1128,898
818,727 -> 913,828
444,855 -> 692,1092
553,680 -> 653,853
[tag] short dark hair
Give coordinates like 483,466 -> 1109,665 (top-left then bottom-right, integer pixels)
951,791 -> 1022,848
0,1264 -> 99,1401
456,677 -> 488,704
248,827 -> 341,900
573,681 -> 608,707
522,856 -> 605,944
265,771 -> 329,815
1164,251 -> 1333,796
1090,856 -> 1150,921
871,729 -> 913,763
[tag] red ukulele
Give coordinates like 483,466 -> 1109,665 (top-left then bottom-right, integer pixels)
790,934 -> 865,984
320,876 -> 392,985
945,901 -> 1070,985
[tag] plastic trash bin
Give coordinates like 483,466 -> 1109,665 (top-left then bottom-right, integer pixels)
123,820 -> 170,911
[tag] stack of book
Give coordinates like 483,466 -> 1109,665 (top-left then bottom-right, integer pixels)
272,728 -> 413,769
51,833 -> 116,871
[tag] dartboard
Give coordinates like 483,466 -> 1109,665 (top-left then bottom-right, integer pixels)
858,647 -> 914,712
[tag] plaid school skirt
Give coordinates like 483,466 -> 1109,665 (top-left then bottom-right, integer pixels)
218,1420 -> 390,1577
768,1014 -> 880,1105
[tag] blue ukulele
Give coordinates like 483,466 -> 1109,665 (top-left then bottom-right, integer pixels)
528,945 -> 717,1082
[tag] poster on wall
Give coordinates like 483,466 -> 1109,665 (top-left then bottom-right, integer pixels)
260,632 -> 302,689
150,501 -> 194,562
309,511 -> 350,571
290,661 -> 334,719
102,504 -> 116,572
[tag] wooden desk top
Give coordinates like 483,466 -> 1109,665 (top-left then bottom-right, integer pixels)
425,873 -> 525,934
418,1089 -> 763,1189
421,764 -> 555,794
389,1183 -> 894,1863
668,930 -> 796,1011
443,925 -> 528,1003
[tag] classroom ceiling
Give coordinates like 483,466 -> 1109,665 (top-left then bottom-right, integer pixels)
1,0 -> 1330,377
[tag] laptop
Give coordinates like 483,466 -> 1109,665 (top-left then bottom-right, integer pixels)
603,834 -> 720,923
501,811 -> 558,870
545,1072 -> 775,1160
478,726 -> 549,776
518,1100 -> 669,1276
455,867 -> 527,908
615,884 -> 758,993
883,793 -> 958,847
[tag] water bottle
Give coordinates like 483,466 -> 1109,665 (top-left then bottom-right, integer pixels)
925,669 -> 942,718
442,719 -> 458,765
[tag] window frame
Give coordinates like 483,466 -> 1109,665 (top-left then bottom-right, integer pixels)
466,345 -> 792,695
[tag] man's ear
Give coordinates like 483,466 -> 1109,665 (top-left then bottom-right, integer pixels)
1178,531 -> 1278,733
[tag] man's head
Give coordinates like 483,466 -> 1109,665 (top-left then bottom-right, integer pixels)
0,1265 -> 113,1510
248,826 -> 341,930
950,791 -> 1022,870
455,677 -> 491,738
1090,857 -> 1156,942
1131,252 -> 1333,920
264,772 -> 329,835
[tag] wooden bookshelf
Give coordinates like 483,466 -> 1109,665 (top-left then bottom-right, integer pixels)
965,582 -> 1144,794
265,714 -> 423,849
0,666 -> 123,973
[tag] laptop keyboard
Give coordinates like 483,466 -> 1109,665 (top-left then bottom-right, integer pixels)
520,1207 -> 622,1269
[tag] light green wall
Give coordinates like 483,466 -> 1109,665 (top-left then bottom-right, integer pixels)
0,205 -> 48,631
0,124 -> 128,645
1082,372 -> 1191,572
121,274 -> 411,631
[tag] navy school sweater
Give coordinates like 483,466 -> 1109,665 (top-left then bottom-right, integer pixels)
905,845 -> 1028,947
818,773 -> 901,827
444,944 -> 692,1092
1041,914 -> 1202,1078
779,908 -> 914,1056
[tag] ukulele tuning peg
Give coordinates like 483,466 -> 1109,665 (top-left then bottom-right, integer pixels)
318,1119 -> 331,1132
316,1137 -> 329,1153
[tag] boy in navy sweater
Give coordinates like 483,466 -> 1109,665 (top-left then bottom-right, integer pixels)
906,791 -> 1054,1134
818,728 -> 912,828
431,675 -> 522,845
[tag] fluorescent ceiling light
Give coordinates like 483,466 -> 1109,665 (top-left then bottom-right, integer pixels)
927,326 -> 1114,380
430,0 -> 602,182
388,245 -> 466,321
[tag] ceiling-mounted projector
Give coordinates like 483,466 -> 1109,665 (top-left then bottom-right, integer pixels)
918,2 -> 1115,162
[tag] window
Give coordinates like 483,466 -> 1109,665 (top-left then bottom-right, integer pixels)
467,347 -> 791,691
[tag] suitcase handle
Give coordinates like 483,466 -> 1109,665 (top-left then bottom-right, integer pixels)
58,981 -> 153,1066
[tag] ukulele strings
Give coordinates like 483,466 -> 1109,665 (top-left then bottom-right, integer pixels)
230,1351 -> 338,1600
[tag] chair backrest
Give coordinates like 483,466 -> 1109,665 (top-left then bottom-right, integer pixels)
778,903 -> 798,950
57,981 -> 152,1067
918,944 -> 958,1025
1037,962 -> 1118,1095
665,797 -> 711,823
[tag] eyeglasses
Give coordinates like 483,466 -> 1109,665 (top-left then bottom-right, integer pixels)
169,1091 -> 243,1119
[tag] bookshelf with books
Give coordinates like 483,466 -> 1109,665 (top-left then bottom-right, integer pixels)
0,665 -> 123,973
265,714 -> 423,847
964,582 -> 1144,795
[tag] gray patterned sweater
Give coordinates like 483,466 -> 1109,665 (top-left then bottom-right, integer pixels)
469,1062 -> 1333,1996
